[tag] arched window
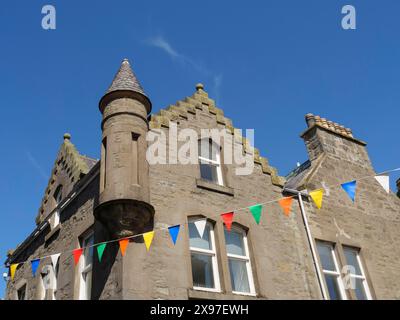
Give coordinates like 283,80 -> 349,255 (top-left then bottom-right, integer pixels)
198,139 -> 223,185
188,218 -> 220,292
224,225 -> 256,295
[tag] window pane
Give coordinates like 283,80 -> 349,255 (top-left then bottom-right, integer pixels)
224,229 -> 245,256
83,235 -> 94,267
324,274 -> 342,300
189,222 -> 211,250
316,242 -> 336,271
199,139 -> 217,161
343,247 -> 362,275
200,163 -> 219,184
229,259 -> 250,293
191,253 -> 214,289
354,278 -> 367,300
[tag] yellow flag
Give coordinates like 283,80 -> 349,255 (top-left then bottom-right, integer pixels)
143,231 -> 155,251
10,263 -> 19,280
309,189 -> 324,209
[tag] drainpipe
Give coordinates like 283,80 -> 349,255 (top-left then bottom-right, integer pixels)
283,187 -> 328,300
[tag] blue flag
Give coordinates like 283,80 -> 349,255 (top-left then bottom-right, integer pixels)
341,180 -> 357,202
168,225 -> 180,245
31,259 -> 40,277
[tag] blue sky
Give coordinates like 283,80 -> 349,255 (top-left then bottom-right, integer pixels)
1,0 -> 399,297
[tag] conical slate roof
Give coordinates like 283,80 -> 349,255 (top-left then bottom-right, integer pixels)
105,59 -> 147,96
99,58 -> 152,113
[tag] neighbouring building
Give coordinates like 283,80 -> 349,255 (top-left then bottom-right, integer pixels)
4,59 -> 400,300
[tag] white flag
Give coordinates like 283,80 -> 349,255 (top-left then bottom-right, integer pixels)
375,175 -> 390,193
50,253 -> 61,269
194,219 -> 207,238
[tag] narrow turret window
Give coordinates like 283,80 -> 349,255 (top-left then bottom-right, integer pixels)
131,133 -> 140,185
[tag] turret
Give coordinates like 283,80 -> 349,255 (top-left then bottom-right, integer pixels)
94,59 -> 154,238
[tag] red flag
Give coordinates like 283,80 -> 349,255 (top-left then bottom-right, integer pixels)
119,239 -> 129,257
221,212 -> 234,231
73,248 -> 83,266
279,197 -> 293,217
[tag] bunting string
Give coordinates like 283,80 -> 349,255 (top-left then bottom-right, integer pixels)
7,167 -> 400,275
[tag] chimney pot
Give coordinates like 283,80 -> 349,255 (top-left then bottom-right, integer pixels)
305,113 -> 315,128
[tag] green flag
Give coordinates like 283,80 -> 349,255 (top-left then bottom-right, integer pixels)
97,243 -> 107,262
249,204 -> 263,224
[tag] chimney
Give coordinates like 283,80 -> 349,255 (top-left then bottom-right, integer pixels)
301,114 -> 370,167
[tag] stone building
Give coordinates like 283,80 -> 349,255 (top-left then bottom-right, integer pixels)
4,59 -> 400,300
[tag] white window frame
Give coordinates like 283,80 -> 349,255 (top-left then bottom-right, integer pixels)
50,210 -> 60,230
225,226 -> 256,296
343,247 -> 372,300
198,139 -> 224,186
50,186 -> 63,229
78,231 -> 93,300
317,241 -> 347,300
189,219 -> 221,293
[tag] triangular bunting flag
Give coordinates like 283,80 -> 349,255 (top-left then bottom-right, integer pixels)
31,259 -> 40,277
97,243 -> 107,262
50,253 -> 61,270
143,231 -> 155,251
168,225 -> 180,245
119,239 -> 129,256
309,189 -> 324,209
375,175 -> 390,193
221,212 -> 234,231
341,180 -> 357,202
194,219 -> 207,238
72,248 -> 83,266
249,204 -> 263,224
279,197 -> 293,217
10,264 -> 18,280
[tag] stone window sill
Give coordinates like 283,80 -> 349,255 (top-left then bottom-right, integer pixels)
196,179 -> 234,196
188,289 -> 259,300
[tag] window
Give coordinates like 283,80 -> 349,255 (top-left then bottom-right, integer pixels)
17,284 -> 27,300
316,241 -> 346,300
343,246 -> 372,300
198,139 -> 223,185
79,232 -> 94,300
50,185 -> 63,229
224,226 -> 255,295
188,219 -> 220,292
38,265 -> 56,300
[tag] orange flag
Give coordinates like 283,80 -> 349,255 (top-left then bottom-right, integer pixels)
279,197 -> 293,217
221,212 -> 234,231
73,248 -> 83,266
119,239 -> 129,256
